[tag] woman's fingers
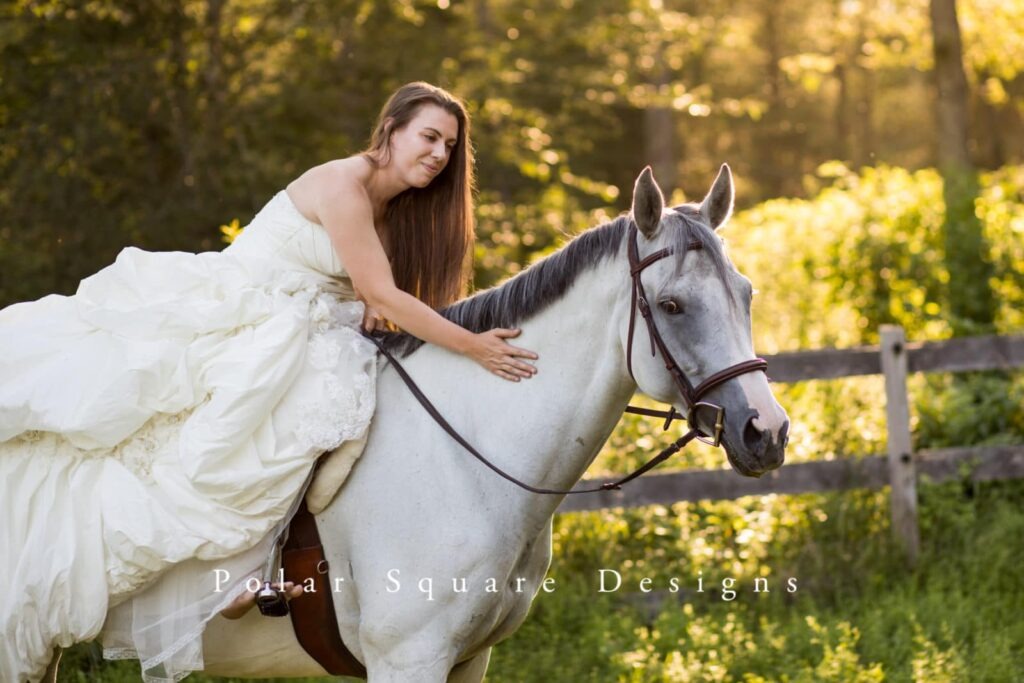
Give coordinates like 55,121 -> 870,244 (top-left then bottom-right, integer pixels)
271,581 -> 305,600
490,329 -> 540,362
362,307 -> 387,333
474,328 -> 541,382
507,331 -> 539,360
513,346 -> 539,360
495,369 -> 520,382
501,346 -> 537,376
503,360 -> 536,376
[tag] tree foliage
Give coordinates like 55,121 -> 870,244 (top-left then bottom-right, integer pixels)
3,0 -> 1024,307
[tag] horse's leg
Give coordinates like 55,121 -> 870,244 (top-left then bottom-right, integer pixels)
364,656 -> 452,683
42,647 -> 61,683
446,648 -> 491,683
361,634 -> 458,683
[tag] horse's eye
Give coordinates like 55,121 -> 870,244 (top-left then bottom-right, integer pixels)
659,299 -> 682,315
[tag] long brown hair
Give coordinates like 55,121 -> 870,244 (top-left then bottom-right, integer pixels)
361,82 -> 475,310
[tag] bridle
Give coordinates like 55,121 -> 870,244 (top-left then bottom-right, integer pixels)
622,223 -> 768,448
363,220 -> 769,495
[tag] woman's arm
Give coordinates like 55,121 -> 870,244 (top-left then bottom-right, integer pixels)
315,176 -> 537,382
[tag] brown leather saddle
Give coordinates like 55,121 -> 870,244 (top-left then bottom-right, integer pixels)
279,499 -> 367,678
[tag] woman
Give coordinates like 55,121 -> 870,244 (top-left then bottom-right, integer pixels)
0,82 -> 537,682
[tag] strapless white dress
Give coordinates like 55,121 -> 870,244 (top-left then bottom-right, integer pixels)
0,191 -> 378,682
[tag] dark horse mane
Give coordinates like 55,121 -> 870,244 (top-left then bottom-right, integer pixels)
380,206 -> 732,357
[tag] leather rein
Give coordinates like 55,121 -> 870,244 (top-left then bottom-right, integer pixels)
363,223 -> 767,495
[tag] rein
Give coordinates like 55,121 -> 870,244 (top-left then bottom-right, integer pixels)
362,223 -> 767,496
365,333 -> 699,494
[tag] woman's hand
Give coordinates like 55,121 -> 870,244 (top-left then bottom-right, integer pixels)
468,328 -> 539,382
361,303 -> 387,333
354,286 -> 387,333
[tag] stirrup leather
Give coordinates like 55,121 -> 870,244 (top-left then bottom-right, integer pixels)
256,532 -> 290,617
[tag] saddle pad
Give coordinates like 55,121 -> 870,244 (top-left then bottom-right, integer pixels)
305,431 -> 369,514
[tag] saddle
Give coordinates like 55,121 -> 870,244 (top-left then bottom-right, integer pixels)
267,325 -> 369,672
247,431 -> 369,675
273,498 -> 367,677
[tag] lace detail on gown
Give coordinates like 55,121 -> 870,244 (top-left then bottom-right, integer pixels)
296,298 -> 377,451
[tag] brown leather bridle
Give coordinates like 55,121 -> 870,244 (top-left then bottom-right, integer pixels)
623,223 -> 768,448
364,221 -> 769,495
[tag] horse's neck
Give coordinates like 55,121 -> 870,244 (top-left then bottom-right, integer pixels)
510,263 -> 636,493
402,256 -> 636,524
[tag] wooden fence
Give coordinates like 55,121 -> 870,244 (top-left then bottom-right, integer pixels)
558,327 -> 1024,564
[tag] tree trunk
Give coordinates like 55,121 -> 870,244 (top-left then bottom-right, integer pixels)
759,1 -> 785,197
976,70 -> 1005,168
853,0 -> 876,168
832,0 -> 850,163
929,0 -> 996,336
930,0 -> 971,169
834,61 -> 850,163
644,43 -> 677,192
202,0 -> 227,203
168,4 -> 195,196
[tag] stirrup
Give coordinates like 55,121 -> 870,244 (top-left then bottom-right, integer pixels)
256,581 -> 290,617
255,466 -> 318,618
256,526 -> 290,617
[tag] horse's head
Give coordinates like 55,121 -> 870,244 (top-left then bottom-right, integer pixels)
623,164 -> 788,477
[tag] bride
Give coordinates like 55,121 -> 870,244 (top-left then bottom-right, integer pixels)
0,81 -> 538,682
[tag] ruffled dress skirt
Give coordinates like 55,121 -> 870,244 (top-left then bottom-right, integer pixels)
0,232 -> 377,681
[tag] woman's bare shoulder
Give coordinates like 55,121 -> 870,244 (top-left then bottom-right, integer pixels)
285,156 -> 372,222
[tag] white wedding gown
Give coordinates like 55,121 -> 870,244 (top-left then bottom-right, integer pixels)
0,191 -> 378,682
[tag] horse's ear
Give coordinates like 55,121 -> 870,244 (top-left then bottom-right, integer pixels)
700,163 -> 734,230
631,166 -> 665,239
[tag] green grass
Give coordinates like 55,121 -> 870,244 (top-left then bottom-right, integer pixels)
58,478 -> 1023,682
484,479 -> 1024,682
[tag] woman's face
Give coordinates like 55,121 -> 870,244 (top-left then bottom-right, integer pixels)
387,104 -> 460,188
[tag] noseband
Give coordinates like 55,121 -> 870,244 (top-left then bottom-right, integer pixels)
623,224 -> 768,447
364,221 -> 769,495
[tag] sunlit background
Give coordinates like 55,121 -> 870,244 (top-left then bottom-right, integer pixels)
2,0 -> 1022,680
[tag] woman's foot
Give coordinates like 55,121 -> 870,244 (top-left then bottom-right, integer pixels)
219,581 -> 305,620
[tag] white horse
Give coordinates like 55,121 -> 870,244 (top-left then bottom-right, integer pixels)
83,164 -> 789,681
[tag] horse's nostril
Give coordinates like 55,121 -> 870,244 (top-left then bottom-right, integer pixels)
743,417 -> 765,452
779,419 -> 790,448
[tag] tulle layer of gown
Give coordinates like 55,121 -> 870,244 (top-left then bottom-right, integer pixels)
0,193 -> 378,682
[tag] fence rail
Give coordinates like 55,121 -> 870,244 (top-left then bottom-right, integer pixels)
751,332 -> 1024,383
558,444 -> 1024,513
558,329 -> 1024,563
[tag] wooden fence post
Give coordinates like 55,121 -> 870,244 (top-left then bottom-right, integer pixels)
880,325 -> 919,565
